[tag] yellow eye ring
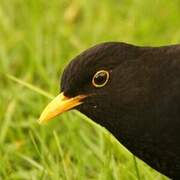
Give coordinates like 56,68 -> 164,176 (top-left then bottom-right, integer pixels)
92,70 -> 110,88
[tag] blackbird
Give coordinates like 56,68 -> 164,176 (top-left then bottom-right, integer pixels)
39,42 -> 180,179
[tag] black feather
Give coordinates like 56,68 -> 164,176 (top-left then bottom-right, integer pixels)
61,42 -> 180,179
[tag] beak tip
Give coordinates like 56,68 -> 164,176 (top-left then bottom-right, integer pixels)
38,118 -> 44,125
38,114 -> 48,125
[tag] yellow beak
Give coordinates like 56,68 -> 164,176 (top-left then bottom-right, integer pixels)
39,92 -> 87,124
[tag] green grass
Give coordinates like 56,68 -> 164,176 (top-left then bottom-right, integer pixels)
0,0 -> 180,179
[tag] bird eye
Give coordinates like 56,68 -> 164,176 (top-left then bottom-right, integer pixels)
92,70 -> 109,87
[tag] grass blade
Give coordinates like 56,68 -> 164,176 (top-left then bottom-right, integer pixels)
6,74 -> 54,100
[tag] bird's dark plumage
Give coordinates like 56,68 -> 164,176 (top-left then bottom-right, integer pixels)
46,42 -> 180,179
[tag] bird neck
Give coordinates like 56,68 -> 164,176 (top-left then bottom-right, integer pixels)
79,106 -> 168,175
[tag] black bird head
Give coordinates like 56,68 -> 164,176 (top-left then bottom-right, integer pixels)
39,42 -> 144,128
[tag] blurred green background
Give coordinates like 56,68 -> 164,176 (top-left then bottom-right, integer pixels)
0,0 -> 180,179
